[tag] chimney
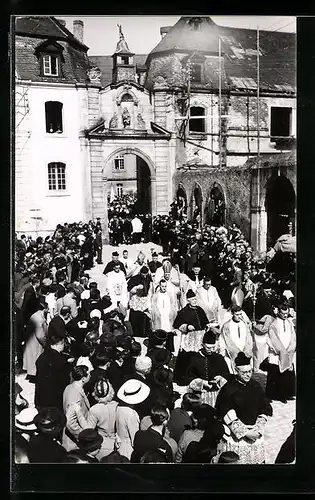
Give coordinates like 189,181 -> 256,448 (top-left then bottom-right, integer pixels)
57,18 -> 66,27
73,19 -> 84,43
160,26 -> 171,38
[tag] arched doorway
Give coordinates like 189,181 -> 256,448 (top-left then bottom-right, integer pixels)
205,183 -> 226,226
265,174 -> 296,246
104,150 -> 153,244
190,184 -> 203,227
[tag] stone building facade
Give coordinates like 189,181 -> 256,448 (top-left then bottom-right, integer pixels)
15,16 -> 296,253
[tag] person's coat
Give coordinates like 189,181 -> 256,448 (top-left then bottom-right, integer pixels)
115,404 -> 140,460
62,382 -> 90,451
21,285 -> 39,325
35,347 -> 71,411
23,310 -> 48,376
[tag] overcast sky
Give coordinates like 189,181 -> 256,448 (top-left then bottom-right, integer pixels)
61,16 -> 296,55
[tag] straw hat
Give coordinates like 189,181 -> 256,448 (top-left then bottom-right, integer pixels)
15,407 -> 38,432
117,379 -> 150,405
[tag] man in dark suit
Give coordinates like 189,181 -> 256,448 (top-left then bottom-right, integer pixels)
48,306 -> 72,339
35,331 -> 73,411
21,276 -> 41,326
148,252 -> 162,275
103,251 -> 126,275
94,229 -> 103,265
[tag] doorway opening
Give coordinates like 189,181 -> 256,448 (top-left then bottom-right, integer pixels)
106,152 -> 152,244
205,183 -> 226,226
265,174 -> 296,246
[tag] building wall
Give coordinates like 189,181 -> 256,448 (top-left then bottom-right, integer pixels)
15,83 -> 87,233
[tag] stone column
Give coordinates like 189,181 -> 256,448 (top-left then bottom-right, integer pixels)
153,76 -> 171,215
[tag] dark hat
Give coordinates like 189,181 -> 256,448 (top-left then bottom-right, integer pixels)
153,329 -> 168,342
202,330 -> 217,345
112,251 -> 119,256
140,265 -> 149,274
152,252 -> 158,257
33,407 -> 66,436
78,428 -> 103,453
99,333 -> 117,348
186,289 -> 196,299
148,347 -> 171,367
153,366 -> 173,386
235,352 -> 251,367
192,403 -> 216,421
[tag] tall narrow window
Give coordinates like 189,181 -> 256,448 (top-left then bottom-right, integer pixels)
48,162 -> 66,191
189,106 -> 206,133
45,101 -> 63,133
116,183 -> 123,197
43,54 -> 59,76
114,155 -> 125,170
270,107 -> 292,138
191,64 -> 202,83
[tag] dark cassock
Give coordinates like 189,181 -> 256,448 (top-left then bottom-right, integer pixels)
185,330 -> 231,407
215,352 -> 273,464
103,252 -> 126,276
173,289 -> 208,385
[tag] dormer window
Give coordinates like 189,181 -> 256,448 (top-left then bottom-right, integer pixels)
188,17 -> 202,31
35,39 -> 64,78
43,54 -> 59,76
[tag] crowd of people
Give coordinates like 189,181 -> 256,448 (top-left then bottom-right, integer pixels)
14,203 -> 296,465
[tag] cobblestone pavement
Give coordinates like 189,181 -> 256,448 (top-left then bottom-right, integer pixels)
15,242 -> 296,464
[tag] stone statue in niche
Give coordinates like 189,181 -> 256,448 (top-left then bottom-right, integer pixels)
109,113 -> 119,129
136,113 -> 146,129
122,107 -> 131,128
87,66 -> 102,84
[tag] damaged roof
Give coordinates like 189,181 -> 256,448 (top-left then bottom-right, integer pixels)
147,16 -> 296,93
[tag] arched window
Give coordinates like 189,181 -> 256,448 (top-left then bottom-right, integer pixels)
48,162 -> 66,191
189,106 -> 205,133
45,101 -> 63,133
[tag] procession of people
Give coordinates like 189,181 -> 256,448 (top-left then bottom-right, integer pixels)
14,200 -> 296,464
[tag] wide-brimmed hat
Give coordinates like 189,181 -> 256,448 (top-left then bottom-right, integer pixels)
117,379 -> 150,405
15,407 -> 38,432
33,407 -> 66,435
77,428 -> 103,453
